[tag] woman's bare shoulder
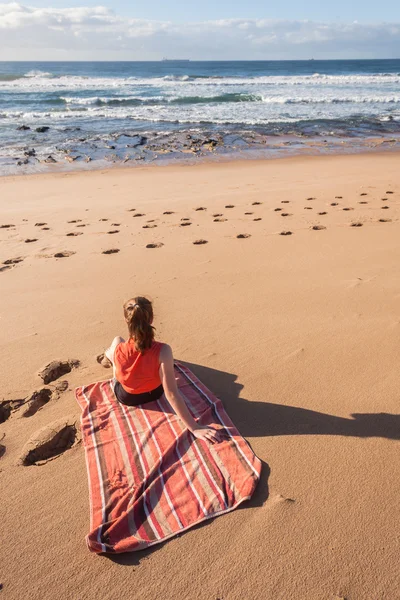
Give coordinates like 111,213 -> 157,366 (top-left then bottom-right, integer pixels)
159,343 -> 173,360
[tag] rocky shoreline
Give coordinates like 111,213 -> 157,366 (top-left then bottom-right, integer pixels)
3,125 -> 400,175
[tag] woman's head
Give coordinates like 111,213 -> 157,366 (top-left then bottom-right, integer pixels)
123,296 -> 155,353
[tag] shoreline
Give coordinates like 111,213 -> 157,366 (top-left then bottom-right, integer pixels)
2,140 -> 400,183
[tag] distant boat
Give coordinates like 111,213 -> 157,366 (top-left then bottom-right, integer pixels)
162,58 -> 190,63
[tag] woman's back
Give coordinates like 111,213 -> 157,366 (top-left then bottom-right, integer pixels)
114,339 -> 163,394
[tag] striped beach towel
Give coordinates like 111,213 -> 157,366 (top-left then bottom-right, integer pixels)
75,361 -> 261,554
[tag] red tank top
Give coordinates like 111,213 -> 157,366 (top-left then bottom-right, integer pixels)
114,339 -> 163,394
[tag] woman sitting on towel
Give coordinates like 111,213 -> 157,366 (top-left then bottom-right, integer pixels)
104,296 -> 220,444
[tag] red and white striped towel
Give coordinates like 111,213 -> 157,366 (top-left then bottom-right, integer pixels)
75,361 -> 261,553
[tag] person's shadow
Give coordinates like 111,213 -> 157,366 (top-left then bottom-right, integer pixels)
108,360 -> 399,565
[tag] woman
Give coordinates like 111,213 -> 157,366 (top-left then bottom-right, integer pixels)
104,296 -> 220,444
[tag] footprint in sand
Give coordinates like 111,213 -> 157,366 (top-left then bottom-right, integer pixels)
0,224 -> 15,229
180,222 -> 192,227
245,212 -> 253,215
281,200 -> 290,204
132,213 -> 145,218
67,219 -> 82,224
111,223 -> 120,226
359,201 -> 368,204
237,233 -> 251,239
214,217 -> 227,222
107,230 -> 120,234
22,389 -> 54,418
311,225 -> 326,230
253,218 -> 262,221
127,208 -> 137,212
38,359 -> 80,384
306,197 -> 316,201
360,193 -> 368,196
281,213 -> 292,217
66,232 -> 83,237
331,202 -> 339,206
252,202 -> 262,205
102,248 -> 120,254
35,222 -> 47,227
335,196 -> 343,199
195,207 -> 207,211
143,224 -> 157,229
146,243 -> 164,249
351,222 -> 363,227
25,238 -> 38,243
193,239 -> 208,245
381,206 -> 390,209
99,218 -> 109,222
163,211 -> 174,215
342,207 -> 354,211
181,217 -> 190,221
386,191 -> 394,194
76,224 -> 86,228
274,208 -> 282,211
1,399 -> 25,423
42,227 -> 50,231
379,218 -> 392,223
304,207 -> 313,210
3,257 -> 24,265
213,213 -> 223,217
18,415 -> 81,466
318,212 -> 327,215
280,231 -> 293,236
225,205 -> 235,208
54,251 -> 76,258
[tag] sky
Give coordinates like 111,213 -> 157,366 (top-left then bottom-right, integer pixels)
0,1 -> 399,61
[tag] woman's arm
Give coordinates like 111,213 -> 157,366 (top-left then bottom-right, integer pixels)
159,344 -> 220,444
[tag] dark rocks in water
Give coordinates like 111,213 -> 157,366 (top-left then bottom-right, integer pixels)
125,135 -> 147,148
17,125 -> 30,131
24,148 -> 36,157
44,155 -> 57,163
35,126 -> 50,133
38,359 -> 80,384
17,158 -> 29,166
106,145 -> 116,150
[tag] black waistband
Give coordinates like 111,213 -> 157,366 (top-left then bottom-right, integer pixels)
114,381 -> 164,406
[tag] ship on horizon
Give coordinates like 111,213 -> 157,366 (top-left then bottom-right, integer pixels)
162,58 -> 190,63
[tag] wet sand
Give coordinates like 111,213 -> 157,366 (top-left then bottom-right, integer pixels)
1,152 -> 399,599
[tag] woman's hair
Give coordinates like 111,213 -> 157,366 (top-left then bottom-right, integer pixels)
123,296 -> 155,353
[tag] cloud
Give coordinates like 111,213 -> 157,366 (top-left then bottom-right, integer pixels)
0,3 -> 399,60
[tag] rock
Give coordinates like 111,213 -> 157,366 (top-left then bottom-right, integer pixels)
17,158 -> 29,166
44,155 -> 57,164
24,149 -> 36,157
35,126 -> 50,133
17,125 -> 30,131
18,415 -> 81,466
38,359 -> 80,384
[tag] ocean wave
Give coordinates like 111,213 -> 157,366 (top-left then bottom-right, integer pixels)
56,93 -> 400,107
2,72 -> 400,92
24,70 -> 54,78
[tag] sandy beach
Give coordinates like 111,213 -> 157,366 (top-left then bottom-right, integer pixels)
1,151 -> 399,600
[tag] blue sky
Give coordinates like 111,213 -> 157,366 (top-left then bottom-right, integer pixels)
16,0 -> 400,22
0,2 -> 399,60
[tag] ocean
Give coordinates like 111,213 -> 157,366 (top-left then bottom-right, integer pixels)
1,59 -> 400,174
